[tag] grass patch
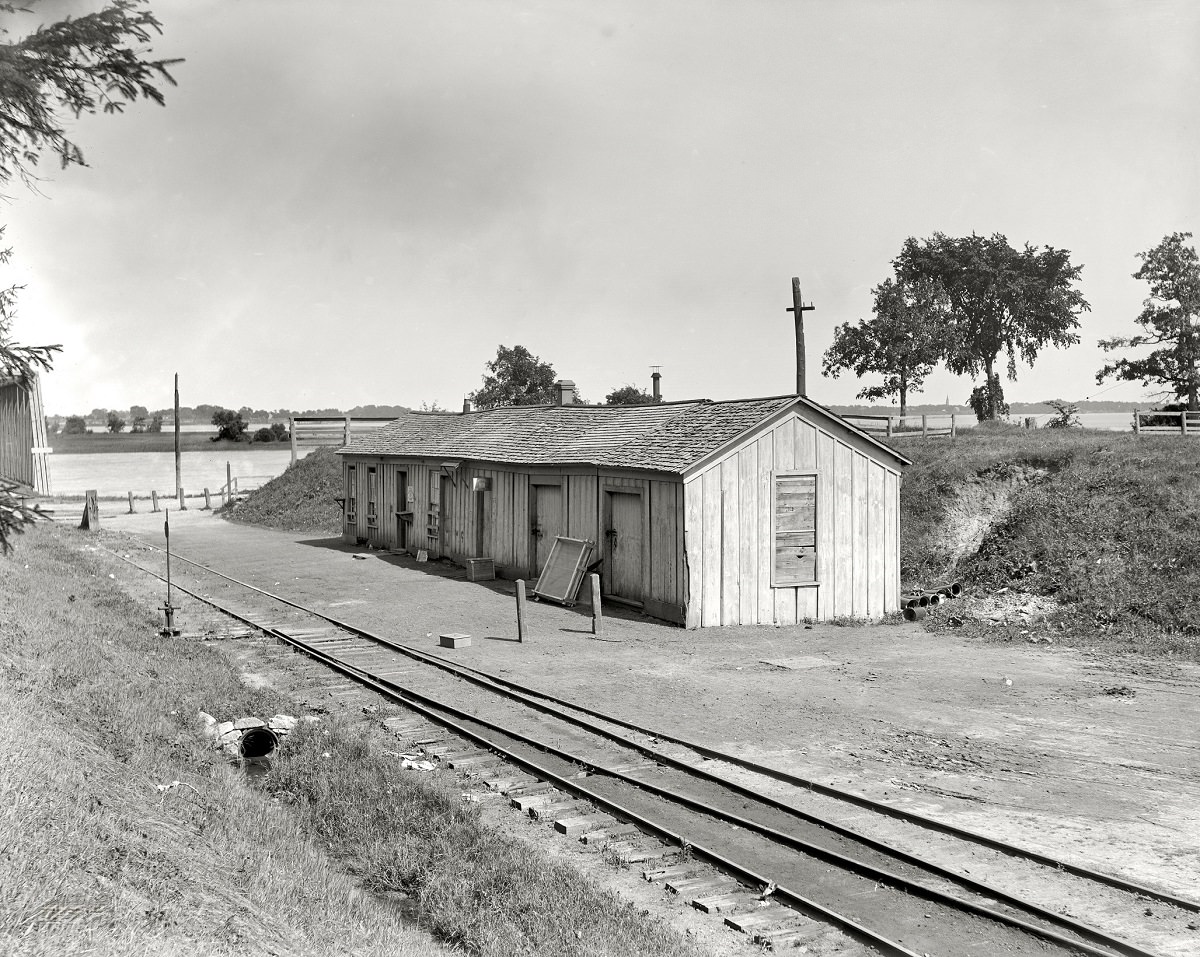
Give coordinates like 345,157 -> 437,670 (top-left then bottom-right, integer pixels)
1,526 -> 712,956
223,447 -> 343,534
49,432 -> 286,454
895,425 -> 1200,656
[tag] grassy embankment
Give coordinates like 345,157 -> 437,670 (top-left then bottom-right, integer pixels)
222,447 -> 344,533
50,432 -> 286,454
895,424 -> 1200,656
0,527 -> 710,957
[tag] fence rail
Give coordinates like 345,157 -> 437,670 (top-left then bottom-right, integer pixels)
1133,409 -> 1200,436
289,416 -> 396,464
842,413 -> 957,440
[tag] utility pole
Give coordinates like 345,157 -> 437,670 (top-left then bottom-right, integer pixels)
785,277 -> 816,396
174,372 -> 182,498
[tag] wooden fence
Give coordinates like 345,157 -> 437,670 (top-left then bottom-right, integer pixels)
1133,409 -> 1200,436
289,416 -> 396,465
841,413 -> 957,440
0,374 -> 51,494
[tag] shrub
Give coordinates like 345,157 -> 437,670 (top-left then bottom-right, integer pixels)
211,408 -> 248,442
253,426 -> 275,443
968,374 -> 1009,422
63,415 -> 87,434
269,421 -> 289,441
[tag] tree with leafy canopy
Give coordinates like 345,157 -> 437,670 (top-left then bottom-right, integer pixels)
1096,232 -> 1200,412
211,408 -> 248,443
822,277 -> 947,418
0,0 -> 177,553
105,410 -> 125,432
604,384 -> 654,406
893,232 -> 1089,420
469,344 -> 558,409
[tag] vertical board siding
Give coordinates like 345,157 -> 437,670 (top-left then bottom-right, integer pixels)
851,452 -> 869,617
885,470 -> 899,612
795,419 -> 818,470
755,434 -> 775,626
737,446 -> 758,625
868,463 -> 886,618
650,481 -> 683,606
720,457 -> 741,625
567,475 -> 599,549
772,418 -> 798,626
815,433 -> 836,619
833,442 -> 854,618
700,468 -> 722,627
684,476 -> 703,628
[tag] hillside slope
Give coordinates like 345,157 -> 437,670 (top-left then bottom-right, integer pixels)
223,447 -> 343,534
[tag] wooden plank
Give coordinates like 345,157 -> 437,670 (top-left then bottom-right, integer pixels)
884,469 -> 899,613
868,463 -> 885,619
756,434 -> 774,625
737,446 -> 757,625
815,433 -> 836,619
701,467 -> 722,627
684,478 -> 703,629
650,482 -> 674,604
720,456 -> 740,626
772,420 -> 797,626
834,442 -> 854,618
795,418 -> 817,470
674,479 -> 686,609
852,452 -> 869,617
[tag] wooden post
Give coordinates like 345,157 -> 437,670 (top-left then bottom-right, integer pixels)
177,487 -> 186,510
127,491 -> 135,514
203,488 -> 212,510
226,461 -> 232,503
589,573 -> 603,638
344,415 -> 351,446
1182,411 -> 1189,436
515,580 -> 527,643
922,414 -> 928,439
1133,410 -> 1140,436
173,372 -> 181,499
151,490 -> 160,513
951,413 -> 957,439
80,489 -> 99,530
785,277 -> 815,396
289,416 -> 297,466
886,417 -> 893,438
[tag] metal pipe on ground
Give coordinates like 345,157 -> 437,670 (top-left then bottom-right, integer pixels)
922,592 -> 943,607
239,727 -> 279,759
901,594 -> 929,608
903,606 -> 927,622
931,581 -> 963,598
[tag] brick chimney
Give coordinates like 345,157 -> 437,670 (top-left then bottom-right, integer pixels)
555,380 -> 576,406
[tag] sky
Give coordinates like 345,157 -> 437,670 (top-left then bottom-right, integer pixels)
7,0 -> 1199,415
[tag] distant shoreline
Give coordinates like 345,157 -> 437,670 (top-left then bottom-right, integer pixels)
45,432 -> 296,455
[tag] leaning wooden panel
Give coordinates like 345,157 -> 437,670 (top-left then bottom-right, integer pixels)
833,441 -> 854,618
852,451 -> 869,618
532,536 -> 594,605
755,434 -> 774,625
700,467 -> 722,627
737,445 -> 758,625
683,476 -> 704,629
815,432 -> 836,620
868,461 -> 886,618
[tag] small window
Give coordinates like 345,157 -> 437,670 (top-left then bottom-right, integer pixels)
772,472 -> 817,586
346,466 -> 357,524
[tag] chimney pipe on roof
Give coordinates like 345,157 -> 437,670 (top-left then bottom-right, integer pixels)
651,367 -> 662,403
555,380 -> 575,406
462,397 -> 472,414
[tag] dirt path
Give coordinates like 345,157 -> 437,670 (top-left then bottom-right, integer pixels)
100,506 -> 1200,947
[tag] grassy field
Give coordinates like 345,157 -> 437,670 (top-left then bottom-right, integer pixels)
50,432 -> 289,454
1,527 -> 711,957
895,424 -> 1200,655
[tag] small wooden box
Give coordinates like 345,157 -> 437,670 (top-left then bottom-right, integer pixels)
465,558 -> 495,582
439,632 -> 471,649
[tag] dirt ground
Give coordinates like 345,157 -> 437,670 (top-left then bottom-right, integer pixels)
95,505 -> 1200,947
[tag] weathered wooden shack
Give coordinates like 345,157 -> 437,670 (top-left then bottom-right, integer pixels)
338,384 -> 909,627
0,374 -> 51,494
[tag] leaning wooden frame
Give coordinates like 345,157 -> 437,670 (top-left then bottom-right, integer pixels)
532,536 -> 595,606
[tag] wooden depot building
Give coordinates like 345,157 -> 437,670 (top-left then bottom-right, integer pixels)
337,381 -> 909,628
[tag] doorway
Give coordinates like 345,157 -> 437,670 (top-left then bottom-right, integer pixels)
529,481 -> 563,577
604,489 -> 644,604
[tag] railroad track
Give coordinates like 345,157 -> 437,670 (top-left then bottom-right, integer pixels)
107,540 -> 1197,957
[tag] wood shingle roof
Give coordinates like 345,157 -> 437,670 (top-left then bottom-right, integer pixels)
340,394 -> 908,473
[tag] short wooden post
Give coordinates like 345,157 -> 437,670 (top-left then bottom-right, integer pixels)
1182,412 -> 1189,436
950,413 -> 957,439
590,573 -> 603,638
1133,410 -> 1140,436
127,491 -> 135,514
515,580 -> 527,643
151,490 -> 160,513
177,487 -> 187,510
344,415 -> 352,446
226,461 -> 232,503
289,416 -> 297,466
203,488 -> 212,510
922,414 -> 928,439
886,417 -> 893,438
79,489 -> 100,531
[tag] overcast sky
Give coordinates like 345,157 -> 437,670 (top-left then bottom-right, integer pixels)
10,0 -> 1199,415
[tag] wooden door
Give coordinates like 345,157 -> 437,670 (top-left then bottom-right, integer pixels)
439,475 -> 456,559
395,469 -> 408,551
606,490 -> 644,602
530,483 -> 563,576
366,466 -> 383,547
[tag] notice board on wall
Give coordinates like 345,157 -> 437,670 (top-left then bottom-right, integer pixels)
532,536 -> 595,605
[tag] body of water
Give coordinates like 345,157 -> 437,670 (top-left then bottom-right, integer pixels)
48,448 -> 313,497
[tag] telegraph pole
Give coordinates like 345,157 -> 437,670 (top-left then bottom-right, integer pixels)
174,372 -> 182,497
785,277 -> 816,396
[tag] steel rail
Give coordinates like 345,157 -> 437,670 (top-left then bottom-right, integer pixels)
130,540 -> 1200,916
107,546 -> 1148,957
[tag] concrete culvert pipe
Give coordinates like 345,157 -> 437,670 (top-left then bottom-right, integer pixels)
933,581 -> 963,598
923,592 -> 943,606
903,606 -> 927,622
239,727 -> 279,760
